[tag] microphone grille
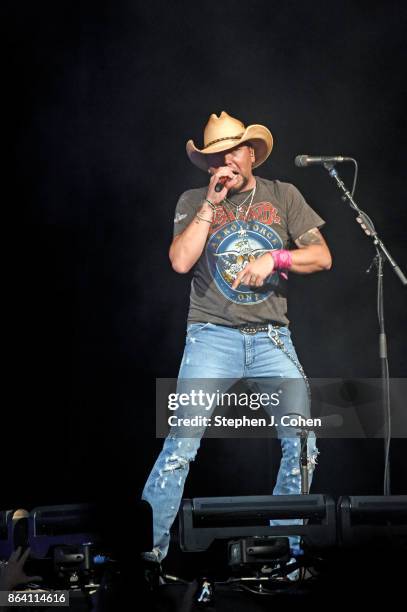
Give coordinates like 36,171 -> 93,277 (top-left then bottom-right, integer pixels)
294,155 -> 308,167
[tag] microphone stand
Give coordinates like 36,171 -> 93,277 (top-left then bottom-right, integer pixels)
299,430 -> 309,495
285,413 -> 311,494
323,162 -> 407,495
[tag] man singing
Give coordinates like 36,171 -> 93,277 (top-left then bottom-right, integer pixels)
142,111 -> 332,564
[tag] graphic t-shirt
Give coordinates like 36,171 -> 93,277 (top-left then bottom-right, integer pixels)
173,177 -> 325,326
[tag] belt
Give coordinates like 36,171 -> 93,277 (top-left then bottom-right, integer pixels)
234,322 -> 285,335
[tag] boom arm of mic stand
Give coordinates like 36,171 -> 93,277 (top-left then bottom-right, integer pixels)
323,163 -> 407,286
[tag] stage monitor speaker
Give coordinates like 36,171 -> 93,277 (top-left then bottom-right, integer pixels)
338,495 -> 407,549
179,494 -> 336,552
2,501 -> 153,561
29,504 -> 99,559
29,501 -> 153,559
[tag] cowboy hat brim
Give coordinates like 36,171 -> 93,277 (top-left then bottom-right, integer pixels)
186,124 -> 273,171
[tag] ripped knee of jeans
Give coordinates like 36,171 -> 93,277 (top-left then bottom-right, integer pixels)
163,453 -> 190,472
155,450 -> 194,490
163,439 -> 198,468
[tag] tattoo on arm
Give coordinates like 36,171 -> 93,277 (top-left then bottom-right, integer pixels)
295,227 -> 323,247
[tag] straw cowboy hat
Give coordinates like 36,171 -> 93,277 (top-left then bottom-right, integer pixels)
186,111 -> 273,171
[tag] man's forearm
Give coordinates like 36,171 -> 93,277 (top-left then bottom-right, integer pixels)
289,244 -> 332,273
289,227 -> 332,274
169,202 -> 214,273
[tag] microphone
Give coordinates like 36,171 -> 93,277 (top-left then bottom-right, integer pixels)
295,155 -> 353,167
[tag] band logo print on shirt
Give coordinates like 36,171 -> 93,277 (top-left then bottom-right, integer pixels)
206,213 -> 283,304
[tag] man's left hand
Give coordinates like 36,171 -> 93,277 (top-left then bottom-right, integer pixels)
232,253 -> 274,289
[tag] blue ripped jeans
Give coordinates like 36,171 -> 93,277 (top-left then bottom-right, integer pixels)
142,323 -> 318,561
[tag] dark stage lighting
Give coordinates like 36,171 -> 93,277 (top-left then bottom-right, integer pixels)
1,501 -> 153,562
29,504 -> 99,559
338,495 -> 407,548
228,536 -> 291,568
179,494 -> 336,553
1,501 -> 154,605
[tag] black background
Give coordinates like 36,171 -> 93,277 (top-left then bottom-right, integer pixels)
5,1 -> 406,512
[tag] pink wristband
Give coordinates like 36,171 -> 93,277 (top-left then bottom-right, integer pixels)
270,249 -> 293,270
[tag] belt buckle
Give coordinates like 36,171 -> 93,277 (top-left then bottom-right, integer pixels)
239,325 -> 257,335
